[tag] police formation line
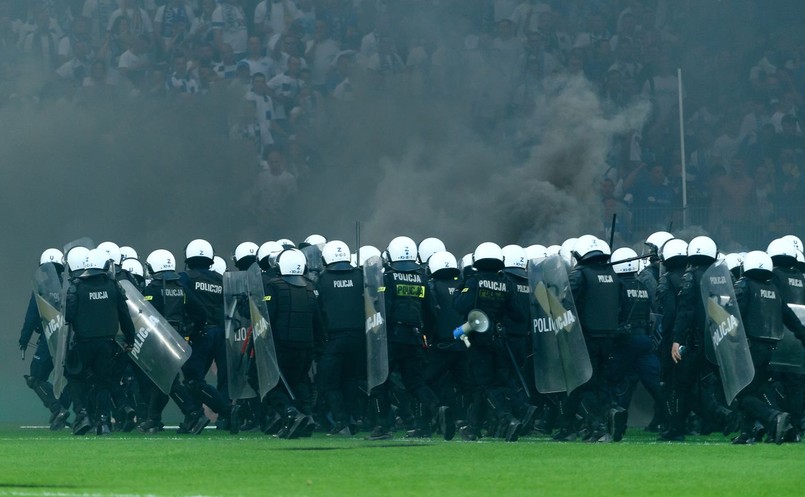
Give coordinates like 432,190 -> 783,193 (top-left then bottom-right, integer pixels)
20,232 -> 805,444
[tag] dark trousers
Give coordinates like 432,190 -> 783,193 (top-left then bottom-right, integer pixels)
266,343 -> 313,415
561,336 -> 612,432
370,341 -> 438,430
318,333 -> 365,425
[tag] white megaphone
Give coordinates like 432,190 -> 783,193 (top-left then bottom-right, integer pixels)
455,309 -> 490,348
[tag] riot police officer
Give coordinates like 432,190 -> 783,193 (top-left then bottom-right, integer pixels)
423,250 -> 473,439
138,249 -> 210,435
555,235 -> 620,442
263,249 -> 324,438
734,251 -> 805,444
655,238 -> 688,434
768,237 -> 805,440
316,240 -> 365,435
608,247 -> 660,442
64,249 -> 136,435
367,236 -> 445,441
454,242 -> 525,442
178,239 -> 232,429
20,248 -> 71,430
667,236 -> 727,442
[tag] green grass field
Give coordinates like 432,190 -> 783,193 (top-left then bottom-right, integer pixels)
1,426 -> 803,497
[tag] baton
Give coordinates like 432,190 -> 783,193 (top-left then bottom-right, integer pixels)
503,339 -> 531,399
21,349 -> 25,360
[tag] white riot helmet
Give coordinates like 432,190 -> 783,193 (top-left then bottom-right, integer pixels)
146,249 -> 176,274
185,239 -> 214,263
687,236 -> 717,261
233,241 -> 259,268
502,245 -> 527,269
611,247 -> 638,274
358,245 -> 381,267
257,241 -> 284,269
546,245 -> 561,257
387,236 -> 418,270
122,258 -> 144,278
97,241 -> 121,266
782,235 -> 803,253
83,248 -> 111,275
66,246 -> 90,274
661,239 -> 688,264
559,238 -> 578,266
724,253 -> 744,272
39,248 -> 64,266
120,246 -> 138,262
573,235 -> 611,263
418,237 -> 446,264
525,244 -> 548,262
211,256 -> 227,275
645,231 -> 674,255
304,234 -> 327,249
428,251 -> 459,278
322,240 -> 351,265
277,249 -> 307,285
502,244 -> 527,278
473,242 -> 504,271
460,253 -> 474,273
743,250 -> 773,279
767,237 -> 798,264
277,238 -> 296,249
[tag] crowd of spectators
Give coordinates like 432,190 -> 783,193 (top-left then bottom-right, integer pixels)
1,0 -> 804,248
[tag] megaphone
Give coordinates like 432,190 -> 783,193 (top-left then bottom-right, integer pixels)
453,309 -> 490,348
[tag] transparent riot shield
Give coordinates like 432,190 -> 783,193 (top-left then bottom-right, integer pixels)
246,264 -> 281,400
33,264 -> 64,358
364,255 -> 388,393
63,237 -> 95,254
700,262 -> 755,404
302,245 -> 323,284
529,255 -> 592,394
33,263 -> 70,398
223,271 -> 257,400
118,280 -> 192,395
770,304 -> 805,374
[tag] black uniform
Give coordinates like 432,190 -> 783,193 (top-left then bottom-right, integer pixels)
370,263 -> 441,438
608,271 -> 661,424
264,271 -> 324,436
735,273 -> 805,442
454,264 -> 525,440
500,268 -> 538,422
770,265 -> 805,435
655,261 -> 686,430
179,265 -> 231,422
316,261 -> 365,433
19,287 -> 71,426
666,261 -> 733,440
141,271 -> 207,433
424,269 -> 474,428
64,269 -> 136,431
555,260 -> 620,440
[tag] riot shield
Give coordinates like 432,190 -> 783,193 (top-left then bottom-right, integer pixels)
302,245 -> 323,283
32,263 -> 70,398
33,264 -> 64,358
770,304 -> 805,374
118,280 -> 192,395
529,255 -> 592,394
63,237 -> 95,253
700,262 -> 754,404
223,271 -> 257,400
364,255 -> 388,393
246,264 -> 281,400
